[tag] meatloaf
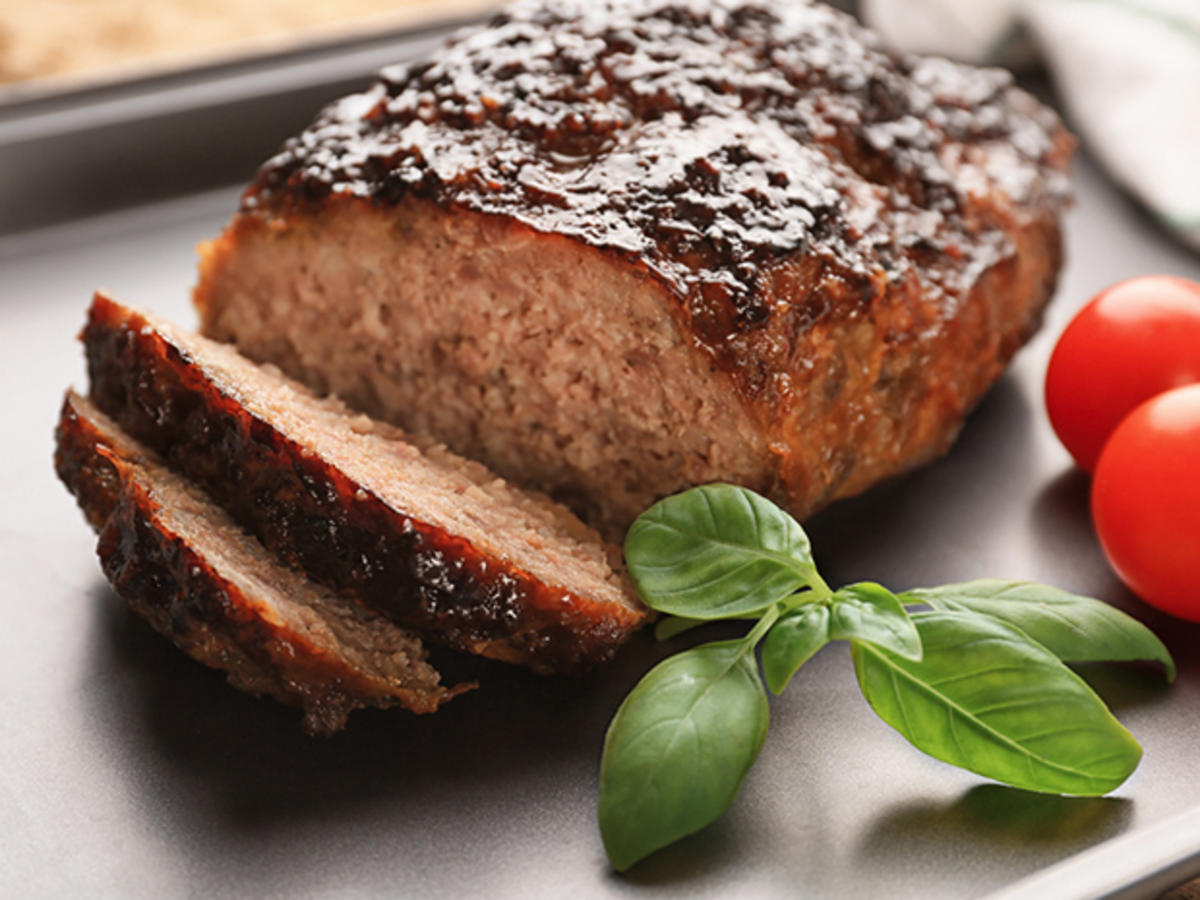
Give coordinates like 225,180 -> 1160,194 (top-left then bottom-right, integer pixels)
82,292 -> 645,674
55,391 -> 469,735
194,0 -> 1074,538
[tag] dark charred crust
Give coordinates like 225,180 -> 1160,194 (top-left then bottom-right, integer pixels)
55,393 -> 470,735
83,294 -> 644,675
55,396 -> 122,530
244,0 -> 1072,367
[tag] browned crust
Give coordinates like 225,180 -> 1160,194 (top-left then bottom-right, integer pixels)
195,191 -> 1064,524
193,0 -> 1074,530
737,205 -> 1065,516
55,392 -> 470,735
239,0 -> 1073,378
83,293 -> 647,674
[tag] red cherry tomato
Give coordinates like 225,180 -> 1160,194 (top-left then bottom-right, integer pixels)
1092,384 -> 1200,620
1045,275 -> 1200,471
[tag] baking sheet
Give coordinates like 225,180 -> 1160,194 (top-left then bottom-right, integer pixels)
0,0 -> 499,105
0,18 -> 465,235
4,24 -> 1200,900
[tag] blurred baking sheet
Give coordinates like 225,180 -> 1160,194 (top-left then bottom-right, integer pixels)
0,0 -> 500,103
0,5 -> 494,234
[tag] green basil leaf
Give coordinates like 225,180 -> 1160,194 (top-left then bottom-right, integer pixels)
851,610 -> 1142,796
830,582 -> 922,661
598,639 -> 769,870
624,484 -> 814,619
762,603 -> 830,694
905,579 -> 1175,681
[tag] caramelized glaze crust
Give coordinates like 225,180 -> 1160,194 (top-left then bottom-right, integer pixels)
200,0 -> 1073,530
83,294 -> 645,674
55,393 -> 469,734
248,0 -> 1072,363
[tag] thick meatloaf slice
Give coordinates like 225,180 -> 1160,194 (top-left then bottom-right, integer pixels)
194,0 -> 1074,537
55,391 -> 469,735
83,292 -> 646,675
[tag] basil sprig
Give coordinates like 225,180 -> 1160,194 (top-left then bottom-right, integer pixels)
599,484 -> 1174,871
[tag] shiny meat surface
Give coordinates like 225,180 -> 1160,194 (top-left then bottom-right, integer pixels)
83,293 -> 647,674
55,393 -> 468,734
249,0 -> 1071,363
200,0 -> 1073,533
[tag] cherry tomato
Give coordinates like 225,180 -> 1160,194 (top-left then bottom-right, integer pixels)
1045,275 -> 1200,471
1092,384 -> 1200,620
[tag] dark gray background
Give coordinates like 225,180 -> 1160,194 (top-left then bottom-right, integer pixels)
3,15 -> 1200,900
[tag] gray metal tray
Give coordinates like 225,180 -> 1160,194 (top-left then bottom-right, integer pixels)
4,19 -> 1200,900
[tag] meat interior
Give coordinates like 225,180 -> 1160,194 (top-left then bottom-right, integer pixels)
57,392 -> 461,727
138,304 -> 638,614
144,461 -> 446,700
196,198 -> 771,538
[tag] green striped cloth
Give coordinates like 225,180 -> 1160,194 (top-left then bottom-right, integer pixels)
861,0 -> 1200,252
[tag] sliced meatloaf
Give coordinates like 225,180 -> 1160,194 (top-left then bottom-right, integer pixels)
82,292 -> 646,675
55,391 -> 469,735
194,0 -> 1074,537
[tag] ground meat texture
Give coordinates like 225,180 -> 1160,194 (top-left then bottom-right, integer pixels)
193,0 -> 1073,537
54,392 -> 470,735
82,293 -> 646,675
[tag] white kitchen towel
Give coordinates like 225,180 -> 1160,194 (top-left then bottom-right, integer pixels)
861,0 -> 1200,251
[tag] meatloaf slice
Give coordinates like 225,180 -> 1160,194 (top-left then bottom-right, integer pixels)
55,391 -> 469,735
82,292 -> 645,675
194,0 -> 1073,538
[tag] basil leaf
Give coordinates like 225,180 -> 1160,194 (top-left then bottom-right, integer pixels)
851,610 -> 1142,796
624,484 -> 814,619
762,603 -> 830,694
830,582 -> 922,661
905,579 -> 1175,681
598,639 -> 769,870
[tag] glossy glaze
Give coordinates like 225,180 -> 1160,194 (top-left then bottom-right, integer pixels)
82,294 -> 646,674
248,0 -> 1071,360
55,394 -> 466,734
